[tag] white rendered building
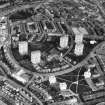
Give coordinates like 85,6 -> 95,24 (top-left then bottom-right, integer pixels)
31,50 -> 41,64
60,35 -> 69,48
49,75 -> 57,84
74,43 -> 84,56
19,41 -> 28,55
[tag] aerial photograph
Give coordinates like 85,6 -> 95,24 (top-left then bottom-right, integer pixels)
0,0 -> 105,105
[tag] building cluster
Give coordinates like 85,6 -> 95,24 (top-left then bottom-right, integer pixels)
84,56 -> 105,92
0,79 -> 42,105
0,16 -> 7,47
0,0 -> 105,105
10,14 -> 90,67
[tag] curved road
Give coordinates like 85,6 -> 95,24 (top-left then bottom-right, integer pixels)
3,38 -> 105,77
